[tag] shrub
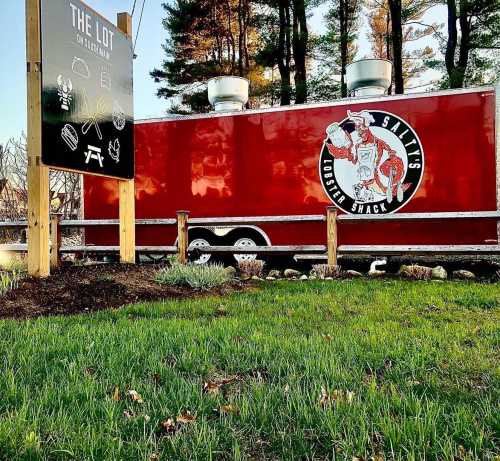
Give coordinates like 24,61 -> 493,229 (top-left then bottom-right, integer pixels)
312,264 -> 342,279
0,270 -> 23,296
237,259 -> 265,277
155,262 -> 232,290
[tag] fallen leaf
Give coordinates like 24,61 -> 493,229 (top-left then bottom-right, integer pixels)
127,389 -> 144,404
159,418 -> 177,435
203,376 -> 239,394
84,367 -> 96,377
215,306 -> 228,317
284,384 -> 290,395
322,334 -> 333,341
203,381 -> 221,394
177,410 -> 196,424
220,404 -> 239,415
371,455 -> 385,461
149,454 -> 160,461
123,409 -> 135,419
152,373 -> 162,385
112,386 -> 121,402
353,457 -> 366,461
320,387 -> 355,407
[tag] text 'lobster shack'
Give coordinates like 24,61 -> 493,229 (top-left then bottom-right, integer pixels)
83,59 -> 499,264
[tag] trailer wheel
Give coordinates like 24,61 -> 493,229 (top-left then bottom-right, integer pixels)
188,229 -> 215,264
226,228 -> 268,264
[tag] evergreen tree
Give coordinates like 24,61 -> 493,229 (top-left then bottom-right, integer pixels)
151,0 -> 267,113
368,0 -> 436,92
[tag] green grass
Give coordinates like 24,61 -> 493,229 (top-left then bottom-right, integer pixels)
0,280 -> 498,460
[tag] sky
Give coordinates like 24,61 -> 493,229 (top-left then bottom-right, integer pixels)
0,0 -> 445,145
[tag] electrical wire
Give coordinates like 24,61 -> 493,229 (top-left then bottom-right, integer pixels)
133,0 -> 146,53
131,0 -> 138,16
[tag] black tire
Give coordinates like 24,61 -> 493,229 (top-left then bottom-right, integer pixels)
187,228 -> 218,264
224,227 -> 269,266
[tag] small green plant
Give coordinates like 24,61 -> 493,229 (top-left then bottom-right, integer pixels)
238,259 -> 265,277
0,270 -> 23,296
155,261 -> 232,290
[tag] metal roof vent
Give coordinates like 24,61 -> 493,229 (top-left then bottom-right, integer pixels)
346,59 -> 392,96
208,76 -> 249,112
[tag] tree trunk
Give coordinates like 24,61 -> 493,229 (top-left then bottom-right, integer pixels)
445,0 -> 469,88
339,0 -> 348,97
292,0 -> 308,103
388,0 -> 403,94
238,0 -> 244,76
386,10 -> 392,94
278,0 -> 291,105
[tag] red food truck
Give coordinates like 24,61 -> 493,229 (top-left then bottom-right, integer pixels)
83,81 -> 499,264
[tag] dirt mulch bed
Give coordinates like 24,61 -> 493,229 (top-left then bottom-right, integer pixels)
0,264 -> 240,320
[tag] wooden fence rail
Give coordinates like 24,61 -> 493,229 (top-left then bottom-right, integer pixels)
0,209 -> 499,267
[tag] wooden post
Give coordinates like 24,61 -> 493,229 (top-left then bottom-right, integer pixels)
326,206 -> 338,267
50,214 -> 61,269
117,12 -> 136,264
26,0 -> 50,277
177,211 -> 189,264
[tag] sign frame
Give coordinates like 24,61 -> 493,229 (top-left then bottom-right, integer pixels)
26,0 -> 136,278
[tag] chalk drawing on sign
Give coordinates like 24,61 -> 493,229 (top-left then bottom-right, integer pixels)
108,138 -> 120,163
84,145 -> 104,168
101,71 -> 112,90
61,124 -> 78,151
71,57 -> 90,79
81,91 -> 105,140
112,101 -> 126,131
57,75 -> 73,111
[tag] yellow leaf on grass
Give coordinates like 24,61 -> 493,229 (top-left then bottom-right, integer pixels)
177,411 -> 196,424
220,404 -> 239,415
112,386 -> 121,402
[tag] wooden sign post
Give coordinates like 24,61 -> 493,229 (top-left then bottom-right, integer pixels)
25,0 -> 136,277
117,13 -> 136,264
26,0 -> 50,277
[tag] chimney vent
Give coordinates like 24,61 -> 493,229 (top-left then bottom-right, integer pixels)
346,59 -> 392,96
208,76 -> 249,112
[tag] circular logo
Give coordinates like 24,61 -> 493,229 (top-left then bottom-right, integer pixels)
319,110 -> 424,214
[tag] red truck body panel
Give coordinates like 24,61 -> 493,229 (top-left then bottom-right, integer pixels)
84,87 -> 497,247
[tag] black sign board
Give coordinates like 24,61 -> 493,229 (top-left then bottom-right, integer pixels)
40,0 -> 134,179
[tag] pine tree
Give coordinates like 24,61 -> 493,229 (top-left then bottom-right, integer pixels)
151,0 -> 267,113
368,0 -> 436,92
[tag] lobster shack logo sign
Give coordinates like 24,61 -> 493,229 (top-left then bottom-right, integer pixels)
319,110 -> 424,214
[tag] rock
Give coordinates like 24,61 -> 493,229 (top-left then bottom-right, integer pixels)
268,269 -> 282,278
265,276 -> 276,281
325,277 -> 333,280
453,269 -> 475,280
284,269 -> 301,278
431,266 -> 447,280
368,259 -> 386,277
299,274 -> 308,280
309,275 -> 317,280
224,266 -> 237,276
346,270 -> 363,278
399,264 -> 432,280
251,275 -> 263,281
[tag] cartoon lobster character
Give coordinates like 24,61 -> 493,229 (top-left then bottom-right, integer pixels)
325,110 -> 410,203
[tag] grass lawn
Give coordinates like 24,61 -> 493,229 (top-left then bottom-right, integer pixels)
0,280 -> 498,460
